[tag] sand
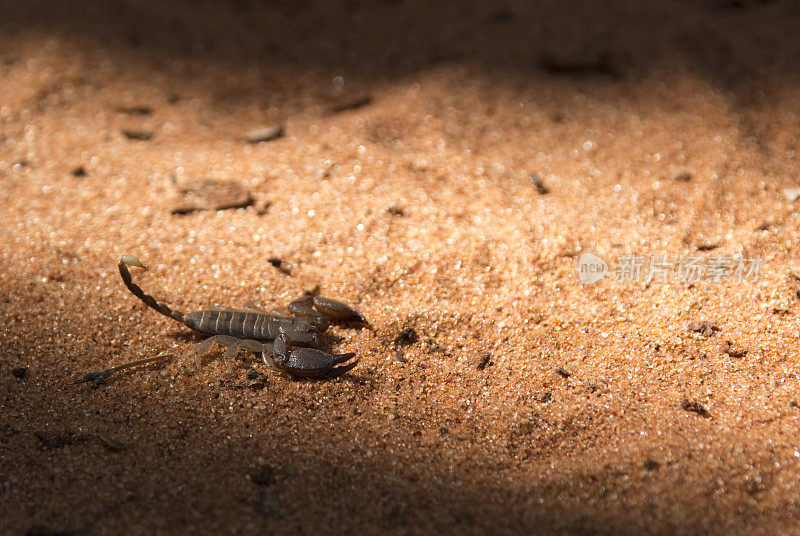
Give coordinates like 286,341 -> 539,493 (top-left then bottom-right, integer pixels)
2,0 -> 800,534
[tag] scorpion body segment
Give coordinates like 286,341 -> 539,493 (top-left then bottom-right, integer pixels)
182,310 -> 323,347
117,255 -> 366,378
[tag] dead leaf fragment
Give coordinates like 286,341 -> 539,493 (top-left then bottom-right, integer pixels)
172,179 -> 253,214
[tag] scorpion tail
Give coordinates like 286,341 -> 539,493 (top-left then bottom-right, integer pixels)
118,255 -> 184,323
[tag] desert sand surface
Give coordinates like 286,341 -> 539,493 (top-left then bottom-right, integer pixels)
3,1 -> 800,534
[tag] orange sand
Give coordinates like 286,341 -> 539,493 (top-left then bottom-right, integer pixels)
2,1 -> 800,534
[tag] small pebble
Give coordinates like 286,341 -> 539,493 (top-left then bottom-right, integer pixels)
395,327 -> 418,346
696,241 -> 721,251
71,166 -> 86,177
97,433 -> 127,452
783,188 -> 800,202
688,320 -> 719,337
245,125 -> 284,144
329,96 -> 372,114
12,367 -> 26,379
117,105 -> 153,116
425,338 -> 448,355
534,391 -> 552,403
386,205 -> 405,217
530,172 -> 549,194
556,367 -> 571,378
257,200 -> 272,216
470,351 -> 492,370
673,172 -> 692,182
268,257 -> 290,275
722,340 -> 747,358
245,369 -> 267,390
541,52 -> 619,77
121,129 -> 152,141
643,458 -> 661,471
251,463 -> 276,486
681,398 -> 710,417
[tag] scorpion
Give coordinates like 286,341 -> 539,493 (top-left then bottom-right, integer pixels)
115,254 -> 367,379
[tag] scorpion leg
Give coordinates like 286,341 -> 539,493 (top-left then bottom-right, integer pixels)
279,326 -> 323,348
223,341 -> 241,367
239,339 -> 271,353
194,334 -> 240,369
261,351 -> 279,372
288,295 -> 368,326
197,337 -> 273,371
222,338 -> 272,365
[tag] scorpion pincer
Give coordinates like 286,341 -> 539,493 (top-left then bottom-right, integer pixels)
118,255 -> 367,378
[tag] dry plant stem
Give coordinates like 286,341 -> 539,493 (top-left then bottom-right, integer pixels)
73,352 -> 173,385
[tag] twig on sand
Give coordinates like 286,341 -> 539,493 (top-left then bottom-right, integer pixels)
73,352 -> 173,387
